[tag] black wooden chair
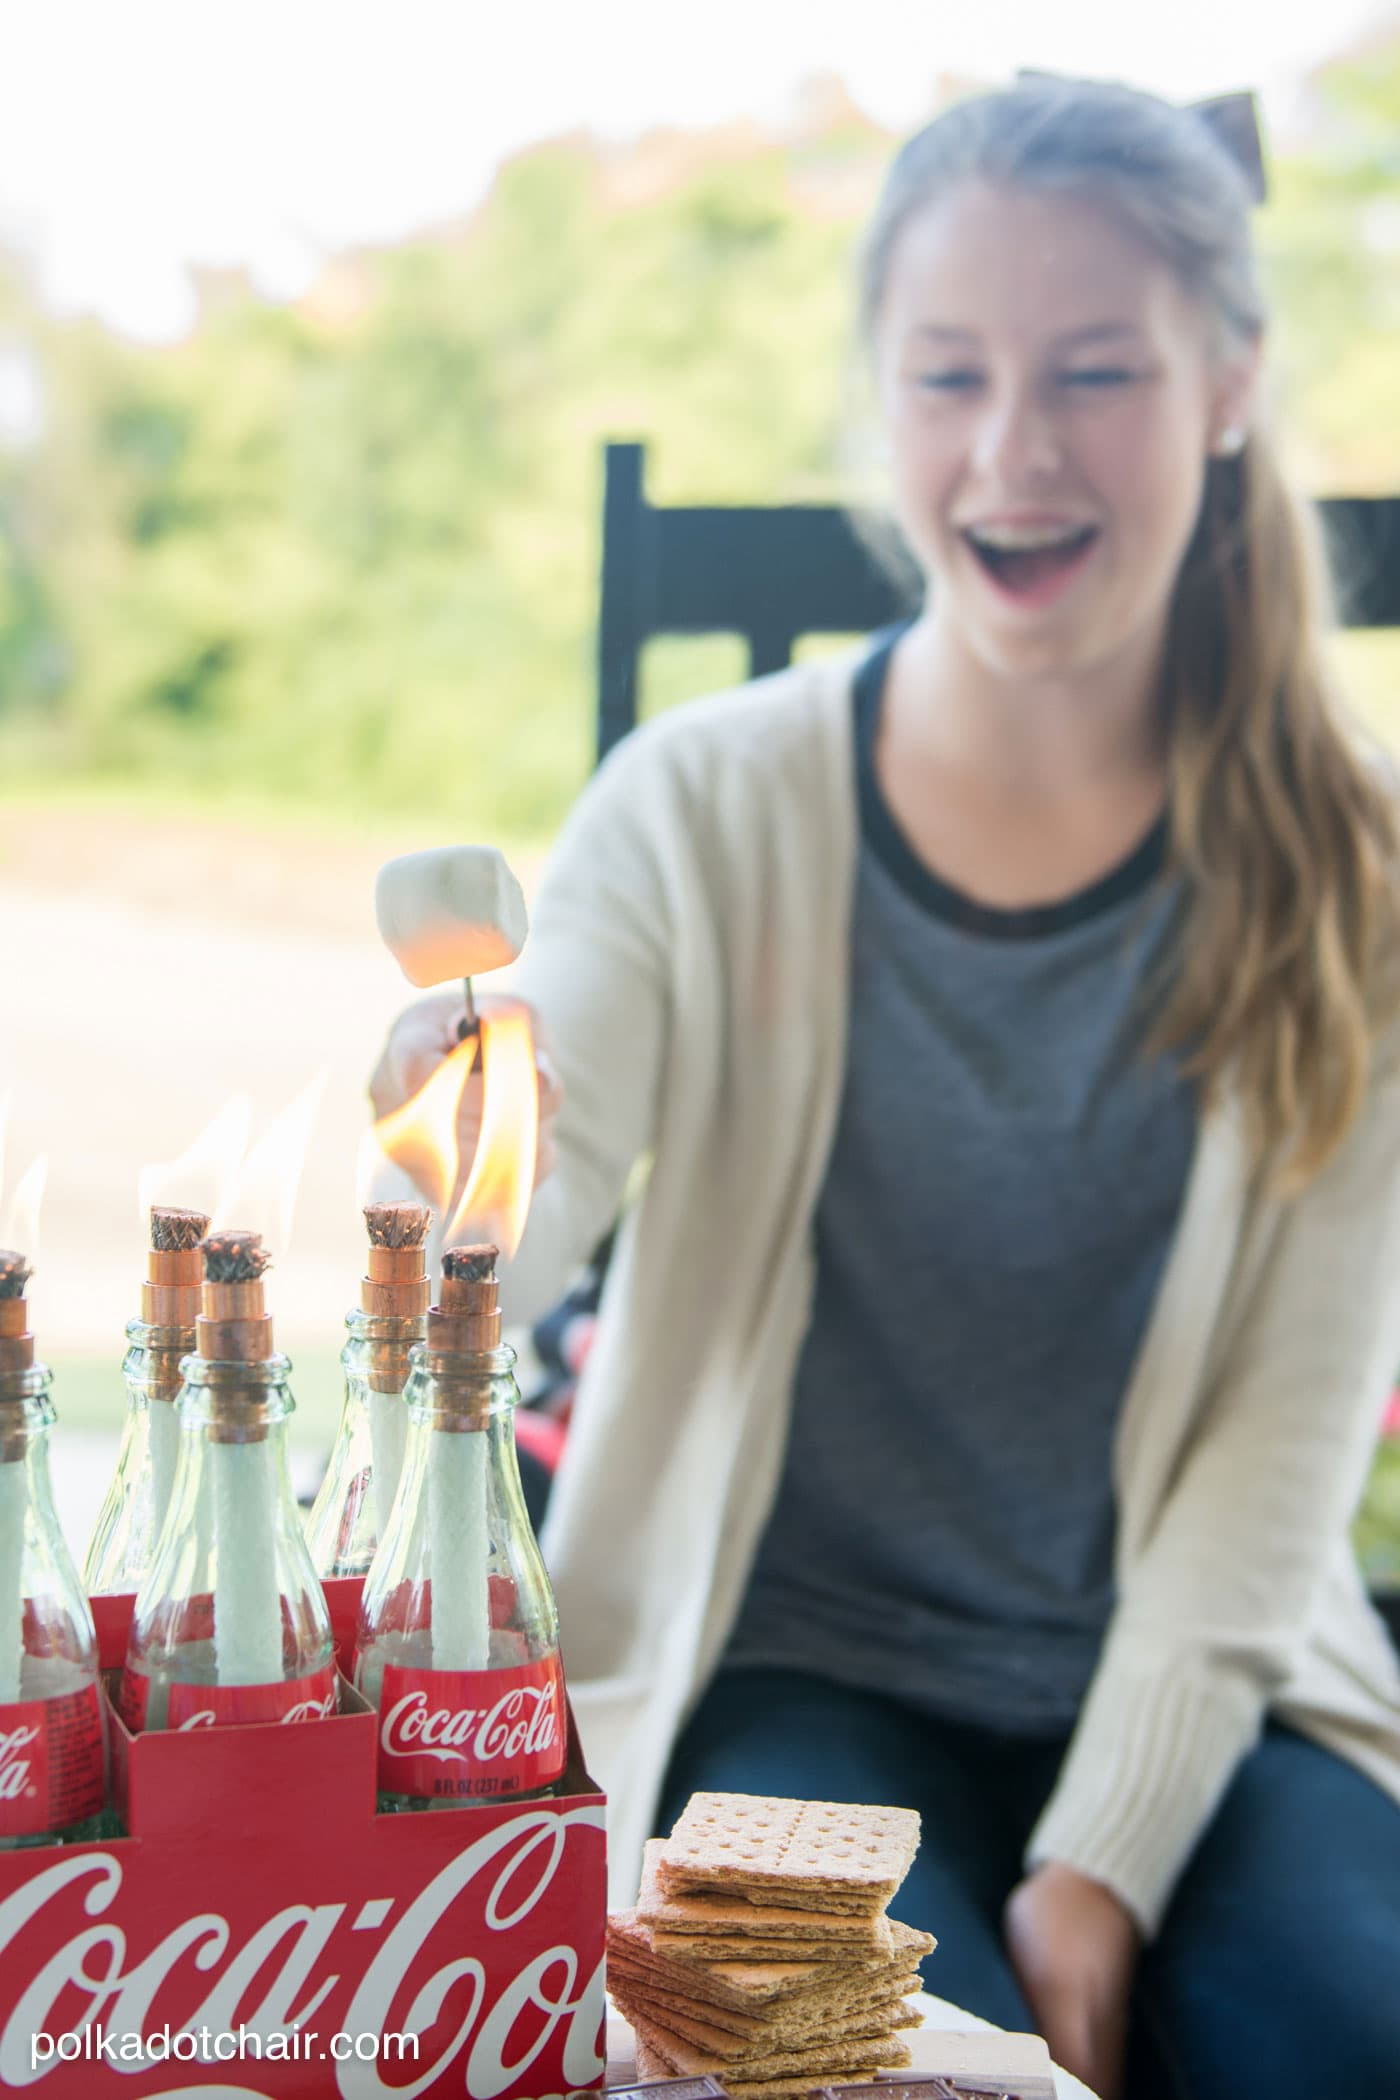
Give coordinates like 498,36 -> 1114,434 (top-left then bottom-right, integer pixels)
596,438 -> 1400,760
590,439 -> 1400,1650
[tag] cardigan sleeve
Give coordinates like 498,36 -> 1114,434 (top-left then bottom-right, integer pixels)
1025,1061 -> 1400,1936
495,729 -> 675,1329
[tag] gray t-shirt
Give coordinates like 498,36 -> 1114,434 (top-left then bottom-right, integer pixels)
722,633 -> 1197,1732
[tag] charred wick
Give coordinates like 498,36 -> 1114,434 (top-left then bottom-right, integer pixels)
0,1251 -> 32,1299
364,1202 -> 432,1251
201,1231 -> 272,1285
442,1244 -> 498,1284
150,1207 -> 212,1253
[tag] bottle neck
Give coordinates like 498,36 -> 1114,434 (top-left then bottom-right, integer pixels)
0,1375 -> 66,1554
123,1318 -> 195,1404
0,1364 -> 55,1462
405,1341 -> 520,1430
343,1304 -> 426,1396
177,1354 -> 296,1446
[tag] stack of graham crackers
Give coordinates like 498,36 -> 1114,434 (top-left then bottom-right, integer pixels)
607,1792 -> 935,2099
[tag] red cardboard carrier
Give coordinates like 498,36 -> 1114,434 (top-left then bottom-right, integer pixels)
0,1580 -> 607,2100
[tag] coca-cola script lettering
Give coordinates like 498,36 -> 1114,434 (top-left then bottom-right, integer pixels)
0,1689 -> 104,1840
118,1665 -> 338,1733
0,1723 -> 39,1799
0,1805 -> 607,2099
379,1657 -> 565,1800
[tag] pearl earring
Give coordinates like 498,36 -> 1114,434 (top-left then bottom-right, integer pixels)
1215,426 -> 1246,456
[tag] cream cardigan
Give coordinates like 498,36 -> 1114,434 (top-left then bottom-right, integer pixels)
498,652 -> 1400,1933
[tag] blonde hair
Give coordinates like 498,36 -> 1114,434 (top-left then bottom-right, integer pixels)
858,77 -> 1400,1189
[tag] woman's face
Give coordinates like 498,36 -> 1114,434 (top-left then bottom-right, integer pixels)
874,181 -> 1253,685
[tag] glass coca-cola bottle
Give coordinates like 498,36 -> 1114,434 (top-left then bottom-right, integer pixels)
84,1207 -> 210,1595
355,1244 -> 568,1810
305,1204 -> 430,1578
0,1251 -> 107,1849
120,1232 -> 335,1733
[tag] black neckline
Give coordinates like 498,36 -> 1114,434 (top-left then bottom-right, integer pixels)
854,627 -> 1169,943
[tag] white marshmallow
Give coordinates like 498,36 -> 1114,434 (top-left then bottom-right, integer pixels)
375,846 -> 528,988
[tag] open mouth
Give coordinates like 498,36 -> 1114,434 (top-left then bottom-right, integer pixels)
962,524 -> 1100,604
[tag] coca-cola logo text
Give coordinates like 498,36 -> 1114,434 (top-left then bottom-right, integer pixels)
176,1692 -> 337,1732
0,1725 -> 39,1802
382,1684 -> 558,1768
0,1806 -> 606,2096
283,1691 -> 338,1725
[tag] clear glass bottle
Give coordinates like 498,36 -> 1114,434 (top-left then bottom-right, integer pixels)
84,1207 -> 208,1596
0,1255 -> 107,1849
120,1233 -> 335,1733
305,1315 -> 382,1577
305,1206 -> 429,1578
83,1322 -> 191,1595
355,1246 -> 568,1811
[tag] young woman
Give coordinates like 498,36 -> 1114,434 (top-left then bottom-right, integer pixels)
372,77 -> 1400,2100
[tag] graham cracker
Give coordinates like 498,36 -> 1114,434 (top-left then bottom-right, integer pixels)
609,1981 -> 917,2060
635,2033 -> 838,2100
609,1910 -> 935,2004
608,1957 -> 919,2024
627,2003 -> 913,2083
652,1930 -> 875,1962
609,1961 -> 920,2037
658,1794 -> 920,1915
639,1840 -> 893,1946
609,1909 -> 825,1998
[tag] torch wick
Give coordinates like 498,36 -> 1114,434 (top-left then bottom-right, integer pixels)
461,976 -> 479,1039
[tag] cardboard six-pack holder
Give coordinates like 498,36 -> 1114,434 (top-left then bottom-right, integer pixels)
0,1578 -> 607,2100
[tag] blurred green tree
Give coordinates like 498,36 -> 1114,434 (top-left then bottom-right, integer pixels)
2,65 -> 1398,834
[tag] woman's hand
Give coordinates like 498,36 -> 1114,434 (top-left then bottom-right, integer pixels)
368,990 -> 564,1210
1003,1862 -> 1141,2100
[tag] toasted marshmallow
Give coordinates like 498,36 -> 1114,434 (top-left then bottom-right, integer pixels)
375,846 -> 528,988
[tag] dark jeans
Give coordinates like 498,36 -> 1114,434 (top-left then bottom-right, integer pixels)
656,1667 -> 1400,2100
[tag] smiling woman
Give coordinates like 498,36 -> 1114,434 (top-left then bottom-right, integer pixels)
878,217 -> 1247,656
369,73 -> 1400,2100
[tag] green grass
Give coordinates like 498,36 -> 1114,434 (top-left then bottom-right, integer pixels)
50,1350 -> 349,1454
0,771 -> 551,866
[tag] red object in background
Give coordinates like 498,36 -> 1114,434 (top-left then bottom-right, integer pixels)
1384,1387 -> 1400,1440
0,1582 -> 606,2100
515,1408 -> 567,1473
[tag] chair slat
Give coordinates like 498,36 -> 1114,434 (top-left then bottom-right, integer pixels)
597,443 -> 1400,761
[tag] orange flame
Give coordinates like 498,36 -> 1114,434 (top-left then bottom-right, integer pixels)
369,1033 -> 480,1217
367,1006 -> 538,1261
445,1006 -> 538,1261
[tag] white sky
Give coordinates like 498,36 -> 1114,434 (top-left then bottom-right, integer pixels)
1,0 -> 1394,339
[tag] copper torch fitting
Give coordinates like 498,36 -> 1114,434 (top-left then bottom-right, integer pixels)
430,1243 -> 502,1356
0,1252 -> 35,1385
0,1253 -> 38,1453
361,1203 -> 431,1394
141,1205 -> 210,1329
361,1203 -> 432,1318
196,1230 -> 275,1363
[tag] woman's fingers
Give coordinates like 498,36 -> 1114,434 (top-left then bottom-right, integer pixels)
371,993 -> 563,1203
369,990 -> 469,1119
